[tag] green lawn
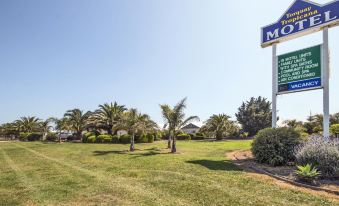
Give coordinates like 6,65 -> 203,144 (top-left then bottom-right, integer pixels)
0,140 -> 337,206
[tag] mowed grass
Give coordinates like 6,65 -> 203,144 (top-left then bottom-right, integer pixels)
0,140 -> 337,206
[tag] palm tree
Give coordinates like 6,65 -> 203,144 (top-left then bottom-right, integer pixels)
0,123 -> 18,140
39,118 -> 53,140
15,116 -> 41,133
64,109 -> 91,140
90,102 -> 127,135
203,114 -> 238,140
50,117 -> 70,143
160,98 -> 199,153
283,119 -> 303,128
118,108 -> 157,151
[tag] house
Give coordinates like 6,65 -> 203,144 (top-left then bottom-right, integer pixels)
181,123 -> 200,134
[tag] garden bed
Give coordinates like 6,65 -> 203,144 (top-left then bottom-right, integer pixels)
227,150 -> 339,195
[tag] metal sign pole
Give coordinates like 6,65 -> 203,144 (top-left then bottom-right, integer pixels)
272,44 -> 277,128
323,28 -> 330,138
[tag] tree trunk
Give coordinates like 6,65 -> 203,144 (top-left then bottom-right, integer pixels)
77,131 -> 82,142
171,138 -> 176,153
167,130 -> 172,149
108,127 -> 113,135
130,133 -> 135,152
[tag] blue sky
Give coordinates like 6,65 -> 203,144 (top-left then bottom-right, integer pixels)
0,0 -> 338,125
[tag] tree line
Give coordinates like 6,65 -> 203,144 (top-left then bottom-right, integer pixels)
1,96 -> 338,153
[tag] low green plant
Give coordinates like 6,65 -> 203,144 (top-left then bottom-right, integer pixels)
239,132 -> 249,139
192,132 -> 205,140
119,134 -> 131,144
87,135 -> 96,143
295,164 -> 321,184
96,135 -> 112,143
177,133 -> 191,140
45,133 -> 58,142
330,124 -> 339,138
112,135 -> 119,143
147,134 -> 154,143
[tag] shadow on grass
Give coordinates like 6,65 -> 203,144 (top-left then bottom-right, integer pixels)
186,159 -> 242,171
93,147 -> 168,157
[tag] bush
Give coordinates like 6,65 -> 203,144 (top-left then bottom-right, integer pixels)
19,132 -> 29,141
251,127 -> 302,166
87,135 -> 96,143
120,134 -> 131,144
330,124 -> 339,138
147,134 -> 154,143
155,132 -> 162,141
193,132 -> 205,140
97,135 -> 112,143
67,135 -> 75,141
112,135 -> 119,143
136,134 -> 148,143
177,133 -> 191,140
295,137 -> 339,178
46,133 -> 58,142
19,133 -> 42,141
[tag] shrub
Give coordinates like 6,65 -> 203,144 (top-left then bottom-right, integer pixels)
112,135 -> 119,143
19,132 -> 29,141
120,134 -> 131,144
97,135 -> 112,143
87,135 -> 96,143
251,127 -> 302,166
193,133 -> 205,140
239,132 -> 249,139
147,134 -> 154,143
46,133 -> 58,142
155,132 -> 162,141
19,133 -> 42,141
136,134 -> 148,143
330,124 -> 339,138
295,137 -> 339,178
67,135 -> 75,141
295,164 -> 321,184
177,133 -> 191,140
27,133 -> 42,141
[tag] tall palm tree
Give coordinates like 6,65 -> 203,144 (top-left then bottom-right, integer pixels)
91,102 -> 126,135
160,98 -> 199,153
203,114 -> 238,140
64,109 -> 91,140
118,108 -> 157,151
15,116 -> 41,133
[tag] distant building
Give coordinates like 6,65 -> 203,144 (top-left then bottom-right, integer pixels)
181,123 -> 200,134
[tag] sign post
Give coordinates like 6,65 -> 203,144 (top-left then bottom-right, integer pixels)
272,45 -> 277,128
323,28 -> 330,137
261,0 -> 338,137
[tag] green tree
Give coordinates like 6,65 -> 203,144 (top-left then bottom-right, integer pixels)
235,96 -> 272,136
118,108 -> 157,151
90,102 -> 126,135
64,109 -> 91,140
50,117 -> 70,143
160,98 -> 199,153
38,119 -> 53,140
15,116 -> 41,133
202,114 -> 239,140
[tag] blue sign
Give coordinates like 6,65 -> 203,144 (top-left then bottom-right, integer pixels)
261,0 -> 339,47
279,77 -> 322,93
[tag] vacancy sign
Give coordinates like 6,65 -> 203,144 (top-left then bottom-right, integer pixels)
277,45 -> 322,94
261,0 -> 339,48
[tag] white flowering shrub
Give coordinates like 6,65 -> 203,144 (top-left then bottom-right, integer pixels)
295,136 -> 339,178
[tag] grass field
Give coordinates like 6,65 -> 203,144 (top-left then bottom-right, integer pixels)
0,140 -> 337,206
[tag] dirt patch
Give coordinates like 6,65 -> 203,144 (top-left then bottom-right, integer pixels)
227,150 -> 339,201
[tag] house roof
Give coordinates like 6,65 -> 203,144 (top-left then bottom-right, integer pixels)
181,123 -> 200,129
